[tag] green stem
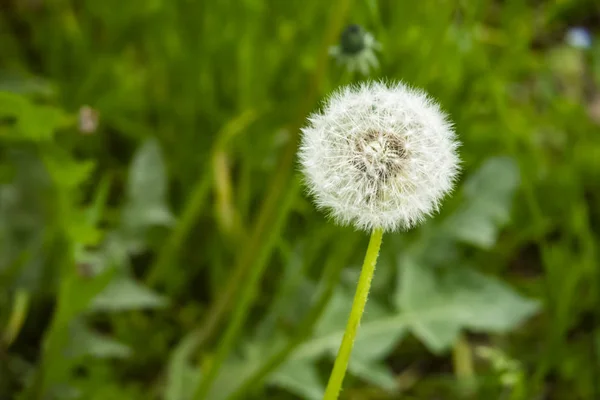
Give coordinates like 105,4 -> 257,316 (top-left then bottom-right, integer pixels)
226,234 -> 361,399
192,180 -> 300,400
2,289 -> 30,346
452,335 -> 474,379
453,334 -> 476,397
323,228 -> 384,400
186,1 -> 353,392
491,85 -> 553,396
146,173 -> 211,288
183,0 -> 351,346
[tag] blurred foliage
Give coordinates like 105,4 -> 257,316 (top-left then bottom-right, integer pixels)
1,0 -> 600,399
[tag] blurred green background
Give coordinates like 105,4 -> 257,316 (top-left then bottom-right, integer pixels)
1,0 -> 600,399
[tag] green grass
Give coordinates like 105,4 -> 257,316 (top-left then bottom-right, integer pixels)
1,0 -> 600,399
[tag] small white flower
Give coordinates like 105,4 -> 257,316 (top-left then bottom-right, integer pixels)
299,81 -> 460,232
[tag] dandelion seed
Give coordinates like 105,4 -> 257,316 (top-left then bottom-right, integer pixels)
329,25 -> 381,76
299,81 -> 461,232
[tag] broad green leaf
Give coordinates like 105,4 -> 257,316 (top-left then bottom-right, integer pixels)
127,139 -> 168,206
17,104 -> 66,141
67,214 -> 103,247
122,203 -> 175,229
269,360 -> 324,400
165,333 -> 201,400
397,257 -> 540,353
292,290 -> 537,363
38,267 -> 117,390
258,286 -> 405,395
254,243 -> 316,340
445,157 -> 520,249
89,277 -> 168,312
41,147 -> 96,189
206,338 -> 289,400
70,376 -> 147,400
0,72 -> 55,97
347,359 -> 397,392
85,174 -> 112,226
290,317 -> 402,364
201,285 -> 402,400
0,91 -> 28,118
316,286 -> 406,361
67,320 -> 132,359
288,263 -> 538,360
0,91 -> 66,141
55,265 -> 116,325
123,139 -> 174,230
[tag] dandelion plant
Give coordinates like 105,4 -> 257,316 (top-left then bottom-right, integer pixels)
299,81 -> 461,399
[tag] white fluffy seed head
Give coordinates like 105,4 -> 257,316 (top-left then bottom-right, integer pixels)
299,81 -> 461,232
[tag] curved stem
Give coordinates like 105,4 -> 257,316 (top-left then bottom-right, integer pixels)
184,0 -> 353,354
323,228 -> 384,400
226,233 -> 361,399
2,289 -> 30,346
192,181 -> 300,400
146,175 -> 211,288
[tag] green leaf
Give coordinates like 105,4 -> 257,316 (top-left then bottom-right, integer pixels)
55,266 -> 116,325
0,91 -> 66,141
164,333 -> 201,400
347,359 -> 397,392
41,147 -> 96,189
17,104 -> 66,141
397,257 -> 540,353
269,360 -> 324,400
0,91 -> 29,118
316,286 -> 406,360
127,139 -> 168,206
287,263 -> 538,363
89,277 -> 168,312
200,284 -> 402,400
122,203 -> 175,228
270,286 -> 404,395
0,72 -> 55,97
85,174 -> 112,227
38,266 -> 117,390
67,320 -> 132,359
179,337 -> 286,400
445,156 -> 520,249
123,139 -> 174,229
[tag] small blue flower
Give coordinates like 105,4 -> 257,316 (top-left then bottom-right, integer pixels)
565,27 -> 592,49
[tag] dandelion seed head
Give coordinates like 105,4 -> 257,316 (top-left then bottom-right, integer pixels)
299,81 -> 461,232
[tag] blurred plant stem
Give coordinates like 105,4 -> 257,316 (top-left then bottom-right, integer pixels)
192,180 -> 300,400
190,0 -> 353,396
452,334 -> 476,397
145,176 -> 211,287
2,289 -> 29,347
145,110 -> 257,289
23,189 -> 76,400
491,85 -> 558,397
323,228 -> 383,400
226,234 -> 361,399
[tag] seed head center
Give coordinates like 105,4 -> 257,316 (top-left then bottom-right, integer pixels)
355,130 -> 406,180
